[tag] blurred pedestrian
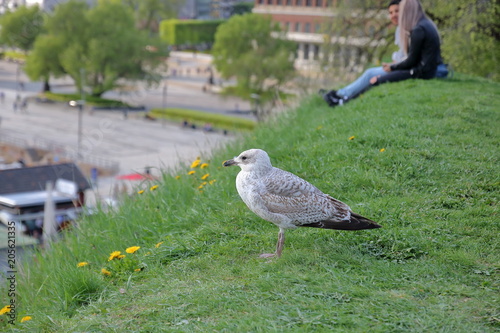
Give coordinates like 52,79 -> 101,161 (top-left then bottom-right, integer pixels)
21,98 -> 28,114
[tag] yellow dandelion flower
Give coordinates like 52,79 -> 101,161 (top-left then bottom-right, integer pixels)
150,185 -> 159,191
316,125 -> 323,130
209,180 -> 216,185
198,184 -> 204,190
175,175 -> 181,180
20,316 -> 32,323
126,246 -> 141,254
117,255 -> 126,259
190,159 -> 201,168
349,136 -> 355,140
101,268 -> 111,276
201,173 -> 210,180
188,170 -> 196,175
200,163 -> 209,169
155,241 -> 163,248
108,251 -> 121,261
134,268 -> 142,272
201,182 -> 208,186
77,262 -> 89,268
379,148 -> 386,152
137,190 -> 145,194
0,305 -> 11,315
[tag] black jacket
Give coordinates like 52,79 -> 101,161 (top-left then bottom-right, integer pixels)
390,17 -> 442,79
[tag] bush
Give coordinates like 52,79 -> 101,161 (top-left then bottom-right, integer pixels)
159,19 -> 225,47
42,92 -> 128,107
149,107 -> 256,131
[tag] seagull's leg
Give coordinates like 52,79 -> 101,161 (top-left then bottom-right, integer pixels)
275,228 -> 285,258
259,228 -> 285,258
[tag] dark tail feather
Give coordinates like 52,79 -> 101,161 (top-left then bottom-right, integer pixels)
302,212 -> 381,231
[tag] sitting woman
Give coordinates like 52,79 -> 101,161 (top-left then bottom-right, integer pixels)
322,0 -> 404,106
323,0 -> 442,107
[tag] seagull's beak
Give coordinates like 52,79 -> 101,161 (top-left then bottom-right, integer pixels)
223,159 -> 237,167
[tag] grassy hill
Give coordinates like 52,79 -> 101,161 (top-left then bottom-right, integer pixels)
2,74 -> 499,332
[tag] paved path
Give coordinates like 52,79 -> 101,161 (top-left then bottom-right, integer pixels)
0,54 -> 253,203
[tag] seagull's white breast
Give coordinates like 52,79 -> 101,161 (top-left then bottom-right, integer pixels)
235,169 -> 293,227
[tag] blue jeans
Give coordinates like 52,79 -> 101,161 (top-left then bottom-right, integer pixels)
337,66 -> 386,99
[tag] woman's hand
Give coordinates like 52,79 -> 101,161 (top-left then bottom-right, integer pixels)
382,63 -> 392,72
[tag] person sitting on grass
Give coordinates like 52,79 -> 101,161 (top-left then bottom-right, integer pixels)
323,0 -> 442,107
321,0 -> 404,106
370,0 -> 443,87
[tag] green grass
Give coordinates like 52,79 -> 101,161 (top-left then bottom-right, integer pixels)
41,93 -> 256,132
150,107 -> 257,131
220,85 -> 295,104
1,74 -> 499,332
41,92 -> 129,107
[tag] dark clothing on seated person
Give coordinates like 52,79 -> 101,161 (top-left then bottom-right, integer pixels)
374,18 -> 441,86
374,70 -> 413,85
389,17 -> 442,79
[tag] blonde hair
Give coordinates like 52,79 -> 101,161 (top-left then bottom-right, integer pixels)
398,0 -> 425,55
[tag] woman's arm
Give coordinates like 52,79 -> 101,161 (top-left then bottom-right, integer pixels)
390,25 -> 425,71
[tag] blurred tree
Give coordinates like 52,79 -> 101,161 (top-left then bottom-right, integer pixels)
24,0 -> 166,96
212,13 -> 296,121
24,0 -> 88,92
426,0 -> 499,81
0,5 -> 44,52
320,0 -> 391,84
24,35 -> 66,92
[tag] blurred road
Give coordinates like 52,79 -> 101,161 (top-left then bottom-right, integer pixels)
0,53 -> 253,202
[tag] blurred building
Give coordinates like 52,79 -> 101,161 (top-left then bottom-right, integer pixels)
0,163 -> 91,239
179,0 -> 253,19
253,0 -> 387,71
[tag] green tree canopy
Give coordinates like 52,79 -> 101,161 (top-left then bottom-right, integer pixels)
24,0 -> 166,96
24,35 -> 66,91
426,0 -> 499,81
0,5 -> 44,52
212,13 -> 296,120
24,0 -> 89,91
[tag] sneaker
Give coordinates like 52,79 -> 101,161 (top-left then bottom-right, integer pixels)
330,90 -> 343,99
339,95 -> 349,105
331,91 -> 349,106
322,90 -> 340,107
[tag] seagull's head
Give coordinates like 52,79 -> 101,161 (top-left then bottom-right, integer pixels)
223,149 -> 272,172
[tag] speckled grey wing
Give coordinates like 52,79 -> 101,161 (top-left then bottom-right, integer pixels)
259,168 -> 351,225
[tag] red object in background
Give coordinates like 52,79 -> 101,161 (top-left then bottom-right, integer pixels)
115,173 -> 155,181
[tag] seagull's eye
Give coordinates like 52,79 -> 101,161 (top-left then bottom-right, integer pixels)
241,156 -> 247,160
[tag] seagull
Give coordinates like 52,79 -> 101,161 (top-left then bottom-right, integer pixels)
223,149 -> 381,258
